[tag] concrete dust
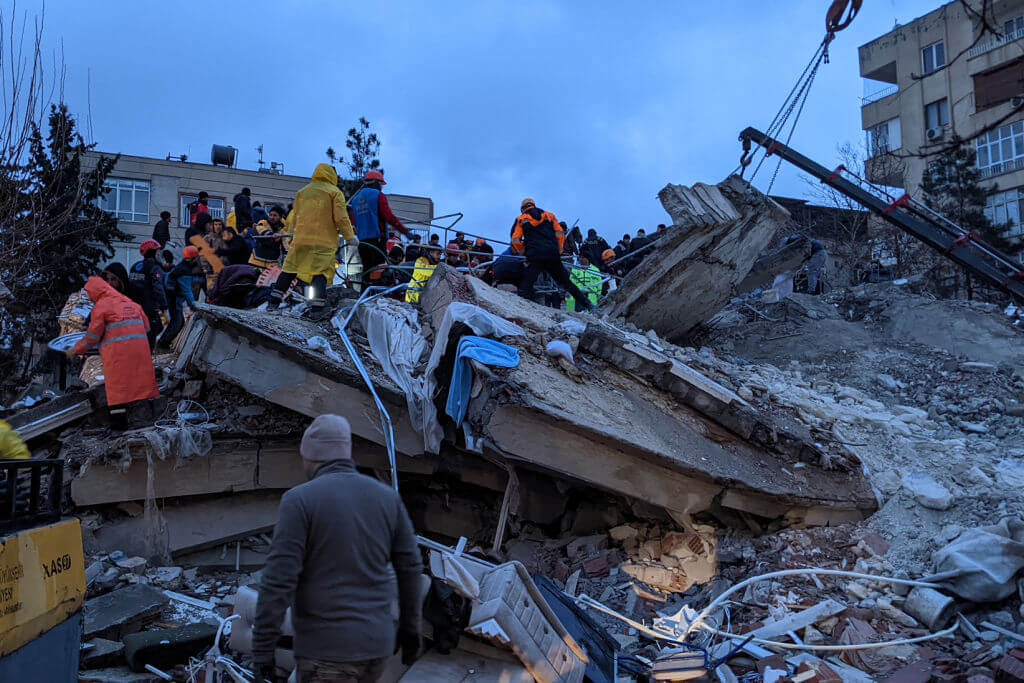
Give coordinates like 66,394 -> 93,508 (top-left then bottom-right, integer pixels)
704,279 -> 1024,573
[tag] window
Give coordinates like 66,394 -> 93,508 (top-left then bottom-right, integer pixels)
1005,15 -> 1024,38
976,120 -> 1024,177
99,179 -> 150,223
179,195 -> 226,227
867,117 -> 901,156
922,41 -> 946,74
925,99 -> 949,130
985,187 -> 1024,237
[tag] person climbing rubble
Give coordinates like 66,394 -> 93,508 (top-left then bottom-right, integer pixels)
511,198 -> 594,312
568,254 -> 603,312
253,414 -> 423,682
269,164 -> 356,310
158,246 -> 199,350
128,239 -> 167,346
66,276 -> 160,414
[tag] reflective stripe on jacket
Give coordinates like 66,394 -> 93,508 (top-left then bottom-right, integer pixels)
74,277 -> 160,406
405,257 -> 436,304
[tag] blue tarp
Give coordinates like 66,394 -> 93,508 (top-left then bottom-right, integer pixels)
445,335 -> 520,427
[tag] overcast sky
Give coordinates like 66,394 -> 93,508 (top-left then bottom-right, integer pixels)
29,0 -> 937,241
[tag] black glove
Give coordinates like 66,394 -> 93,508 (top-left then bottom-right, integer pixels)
257,663 -> 278,683
398,628 -> 422,666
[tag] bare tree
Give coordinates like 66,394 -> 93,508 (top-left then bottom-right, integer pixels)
0,6 -> 127,398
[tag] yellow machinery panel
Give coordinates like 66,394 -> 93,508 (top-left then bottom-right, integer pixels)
0,518 -> 85,657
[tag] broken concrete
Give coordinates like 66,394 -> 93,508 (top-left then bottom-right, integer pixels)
94,491 -> 282,559
83,584 -> 168,640
605,175 -> 789,341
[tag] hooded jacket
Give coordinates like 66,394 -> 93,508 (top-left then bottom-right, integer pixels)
289,164 -> 356,249
253,459 -> 422,664
73,277 -> 160,407
233,192 -> 253,230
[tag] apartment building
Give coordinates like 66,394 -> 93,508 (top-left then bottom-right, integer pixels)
859,0 -> 1024,240
81,151 -> 434,265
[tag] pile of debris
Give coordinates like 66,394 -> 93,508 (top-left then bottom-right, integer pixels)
9,173 -> 1024,680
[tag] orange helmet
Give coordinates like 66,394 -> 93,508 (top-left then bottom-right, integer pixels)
520,198 -> 536,211
183,246 -> 199,259
602,248 -> 616,262
139,239 -> 160,254
365,170 -> 386,185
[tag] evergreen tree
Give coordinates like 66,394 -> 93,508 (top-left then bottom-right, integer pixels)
919,141 -> 1017,254
0,104 -> 128,394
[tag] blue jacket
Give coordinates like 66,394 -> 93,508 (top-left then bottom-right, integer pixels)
351,187 -> 383,240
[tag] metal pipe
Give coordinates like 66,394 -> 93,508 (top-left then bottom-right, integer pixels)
331,284 -> 409,492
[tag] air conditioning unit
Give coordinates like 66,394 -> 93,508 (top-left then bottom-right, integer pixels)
926,127 -> 945,141
1011,95 -> 1024,109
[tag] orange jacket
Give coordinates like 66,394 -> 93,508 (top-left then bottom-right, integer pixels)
510,209 -> 565,257
74,277 -> 160,407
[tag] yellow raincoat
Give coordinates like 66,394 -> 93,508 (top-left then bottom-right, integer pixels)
280,164 -> 355,282
405,257 -> 437,304
0,420 -> 30,460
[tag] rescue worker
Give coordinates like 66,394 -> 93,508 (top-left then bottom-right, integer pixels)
247,219 -> 285,270
187,191 -> 210,227
233,187 -> 254,232
152,210 -> 172,247
601,248 -> 619,274
252,200 -> 269,225
405,245 -> 441,304
216,226 -> 252,265
474,236 -> 494,259
253,414 -> 422,682
580,228 -> 611,266
128,239 -> 167,346
101,262 -> 130,294
511,198 -> 593,312
158,246 -> 199,350
349,170 -> 409,281
491,247 -> 524,288
66,276 -> 160,411
0,420 -> 30,460
269,164 -> 356,309
568,254 -> 603,312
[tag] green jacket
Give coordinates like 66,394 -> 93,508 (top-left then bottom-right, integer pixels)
568,264 -> 602,311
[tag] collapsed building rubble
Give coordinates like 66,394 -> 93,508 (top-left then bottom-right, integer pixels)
605,176 -> 788,342
7,174 -> 1024,681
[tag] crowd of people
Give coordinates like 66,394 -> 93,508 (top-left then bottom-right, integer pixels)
63,166 -> 673,419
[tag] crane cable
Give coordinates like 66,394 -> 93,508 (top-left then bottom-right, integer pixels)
739,0 -> 862,193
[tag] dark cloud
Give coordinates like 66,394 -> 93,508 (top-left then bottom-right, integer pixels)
33,0 -> 937,243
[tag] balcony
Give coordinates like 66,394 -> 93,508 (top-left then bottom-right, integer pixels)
862,84 -> 898,105
968,26 -> 1024,59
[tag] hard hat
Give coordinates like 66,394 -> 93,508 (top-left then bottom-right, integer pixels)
602,248 -> 616,262
365,170 -> 386,185
183,246 -> 199,259
520,198 -> 536,211
139,239 -> 160,254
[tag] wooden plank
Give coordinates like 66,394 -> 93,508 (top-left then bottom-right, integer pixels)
256,444 -> 305,489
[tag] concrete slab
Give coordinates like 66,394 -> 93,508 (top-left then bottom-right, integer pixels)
605,175 -> 789,342
94,491 -> 282,559
83,584 -> 168,640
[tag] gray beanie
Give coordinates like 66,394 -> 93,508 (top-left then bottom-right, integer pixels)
300,414 -> 352,462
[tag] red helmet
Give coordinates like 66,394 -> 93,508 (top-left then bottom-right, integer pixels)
139,239 -> 161,254
183,246 -> 199,259
365,170 -> 386,185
